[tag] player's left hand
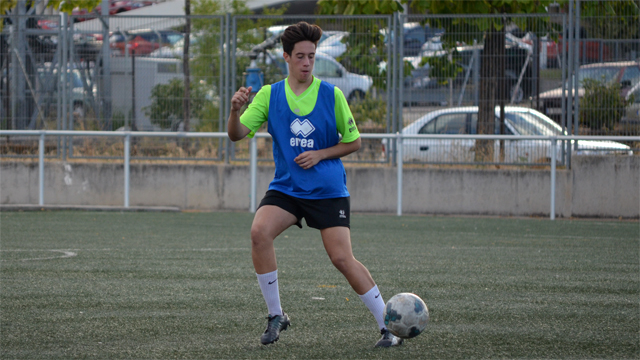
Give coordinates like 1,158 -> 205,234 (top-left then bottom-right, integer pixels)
294,151 -> 323,170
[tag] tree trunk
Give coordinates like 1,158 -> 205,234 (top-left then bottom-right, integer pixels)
476,26 -> 505,163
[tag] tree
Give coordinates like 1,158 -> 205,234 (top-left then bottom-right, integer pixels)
579,1 -> 639,60
143,78 -> 211,131
2,0 -> 102,129
155,0 -> 287,133
317,0 -> 404,90
1,0 -> 101,18
317,1 -> 554,161
406,1 -> 556,162
319,0 -> 637,162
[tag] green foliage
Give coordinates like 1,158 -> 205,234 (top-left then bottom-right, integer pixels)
317,0 -> 405,90
195,105 -> 222,132
420,50 -> 463,85
138,0 -> 288,133
317,0 -> 404,15
143,78 -> 213,130
580,1 -> 639,56
0,0 -> 100,31
190,0 -> 288,106
1,0 -> 101,15
331,20 -> 389,89
410,0 -> 559,41
580,78 -> 632,131
349,91 -> 387,128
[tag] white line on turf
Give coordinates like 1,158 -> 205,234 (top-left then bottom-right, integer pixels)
0,249 -> 77,261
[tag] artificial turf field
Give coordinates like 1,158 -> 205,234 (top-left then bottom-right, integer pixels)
1,211 -> 638,359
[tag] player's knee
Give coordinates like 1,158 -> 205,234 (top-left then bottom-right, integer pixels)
250,224 -> 272,247
329,254 -> 354,273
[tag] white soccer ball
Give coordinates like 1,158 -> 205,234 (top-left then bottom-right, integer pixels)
383,292 -> 429,339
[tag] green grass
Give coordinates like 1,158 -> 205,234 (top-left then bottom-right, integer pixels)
1,211 -> 638,359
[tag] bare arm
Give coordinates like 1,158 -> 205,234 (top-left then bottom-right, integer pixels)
294,137 -> 361,170
227,86 -> 253,142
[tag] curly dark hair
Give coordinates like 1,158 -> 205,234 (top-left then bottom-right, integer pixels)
281,21 -> 322,56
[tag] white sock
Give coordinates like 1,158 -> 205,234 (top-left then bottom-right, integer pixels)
256,270 -> 283,316
358,285 -> 387,330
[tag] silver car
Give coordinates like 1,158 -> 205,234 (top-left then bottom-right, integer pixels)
271,50 -> 373,103
388,106 -> 632,163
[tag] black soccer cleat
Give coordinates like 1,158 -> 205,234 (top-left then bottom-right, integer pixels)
374,328 -> 404,348
260,312 -> 290,345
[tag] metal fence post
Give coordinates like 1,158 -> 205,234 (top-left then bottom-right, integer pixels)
550,137 -> 557,220
396,132 -> 403,216
60,12 -> 68,161
573,0 -> 581,154
124,133 -> 130,208
39,132 -> 45,206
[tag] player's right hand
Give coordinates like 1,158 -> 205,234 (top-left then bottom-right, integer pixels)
230,86 -> 253,111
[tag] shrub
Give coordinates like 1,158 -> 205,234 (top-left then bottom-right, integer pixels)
580,78 -> 631,131
143,78 -> 210,131
349,91 -> 387,132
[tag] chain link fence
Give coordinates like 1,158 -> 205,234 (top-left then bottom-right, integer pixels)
1,3 -> 638,165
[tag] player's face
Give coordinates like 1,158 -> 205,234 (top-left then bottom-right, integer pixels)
284,41 -> 316,84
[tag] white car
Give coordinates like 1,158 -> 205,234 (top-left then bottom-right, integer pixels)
270,50 -> 373,103
385,106 -> 632,163
316,31 -> 348,58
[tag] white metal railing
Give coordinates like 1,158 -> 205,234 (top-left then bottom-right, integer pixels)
1,130 -> 638,220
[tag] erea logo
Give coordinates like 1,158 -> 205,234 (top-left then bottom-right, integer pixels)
290,119 -> 315,138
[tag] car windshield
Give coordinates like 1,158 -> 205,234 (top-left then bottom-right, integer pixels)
505,111 -> 562,136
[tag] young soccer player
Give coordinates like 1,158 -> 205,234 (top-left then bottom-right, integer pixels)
227,21 -> 402,348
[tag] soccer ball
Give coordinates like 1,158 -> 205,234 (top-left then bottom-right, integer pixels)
383,292 -> 429,339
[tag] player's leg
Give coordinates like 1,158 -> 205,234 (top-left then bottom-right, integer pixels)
320,227 -> 403,347
251,204 -> 297,344
320,226 -> 374,294
251,204 -> 297,274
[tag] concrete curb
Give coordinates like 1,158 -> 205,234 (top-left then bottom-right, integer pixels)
0,205 -> 181,212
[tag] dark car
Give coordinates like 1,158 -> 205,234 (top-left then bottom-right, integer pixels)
537,61 -> 640,124
402,22 -> 444,56
403,43 -> 533,106
382,22 -> 444,57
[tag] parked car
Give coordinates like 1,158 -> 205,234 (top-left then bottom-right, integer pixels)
316,31 -> 349,58
110,29 -> 183,56
269,50 -> 373,103
149,35 -> 199,58
381,22 -> 444,57
383,106 -> 631,163
418,35 -> 443,56
36,66 -> 98,117
401,22 -> 445,56
72,1 -> 154,22
538,61 -> 640,123
403,43 -> 533,106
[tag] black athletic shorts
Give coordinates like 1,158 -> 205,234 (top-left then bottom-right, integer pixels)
258,190 -> 350,230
